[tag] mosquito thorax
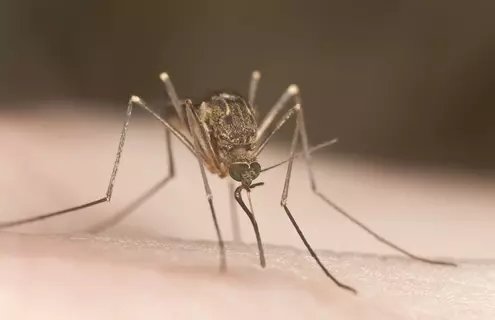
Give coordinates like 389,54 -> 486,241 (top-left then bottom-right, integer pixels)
200,92 -> 258,153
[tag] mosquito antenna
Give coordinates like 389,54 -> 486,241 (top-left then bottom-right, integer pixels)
234,182 -> 266,267
261,138 -> 338,173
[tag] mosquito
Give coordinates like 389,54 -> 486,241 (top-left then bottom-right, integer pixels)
0,70 -> 456,294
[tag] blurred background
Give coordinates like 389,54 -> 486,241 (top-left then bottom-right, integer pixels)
1,0 -> 494,173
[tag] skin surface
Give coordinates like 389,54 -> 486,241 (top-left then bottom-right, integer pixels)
0,107 -> 494,319
0,233 -> 410,320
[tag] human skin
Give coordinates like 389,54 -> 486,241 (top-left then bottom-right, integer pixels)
0,107 -> 494,319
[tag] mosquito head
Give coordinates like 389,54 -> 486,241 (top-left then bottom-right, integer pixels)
229,162 -> 261,188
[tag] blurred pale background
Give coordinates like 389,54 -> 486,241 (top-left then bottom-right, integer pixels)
0,0 -> 495,260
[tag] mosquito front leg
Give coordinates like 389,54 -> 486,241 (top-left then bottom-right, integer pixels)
253,104 -> 358,294
184,101 -> 227,272
0,96 -> 194,229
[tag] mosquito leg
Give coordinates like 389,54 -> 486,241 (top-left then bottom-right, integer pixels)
85,103 -> 178,234
160,72 -> 185,123
248,70 -> 261,107
160,73 -> 225,264
184,101 -> 227,272
256,84 -> 300,141
253,102 -> 301,158
254,82 -> 455,273
0,96 -> 195,229
161,101 -> 177,180
253,103 -> 357,293
294,103 -> 456,267
85,73 -> 186,233
228,180 -> 243,244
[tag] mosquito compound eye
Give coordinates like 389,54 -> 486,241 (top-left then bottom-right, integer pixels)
250,162 -> 261,179
229,163 -> 249,182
